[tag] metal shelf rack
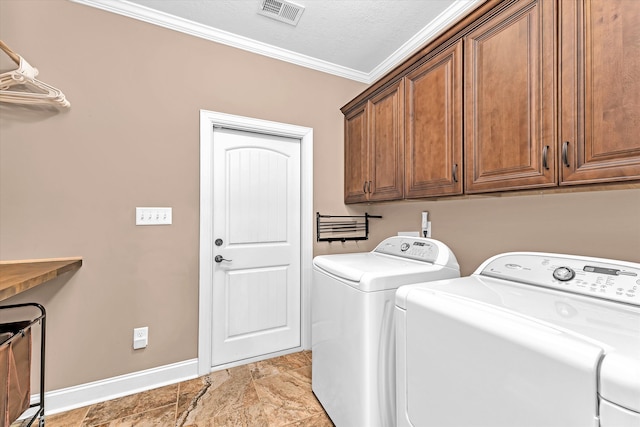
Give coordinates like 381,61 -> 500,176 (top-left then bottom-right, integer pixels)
316,212 -> 382,243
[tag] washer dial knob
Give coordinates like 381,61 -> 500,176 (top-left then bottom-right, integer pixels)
553,266 -> 575,282
400,243 -> 410,252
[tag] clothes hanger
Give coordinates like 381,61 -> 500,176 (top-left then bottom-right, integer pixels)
0,40 -> 70,108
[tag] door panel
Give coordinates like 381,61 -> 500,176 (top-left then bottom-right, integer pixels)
227,147 -> 289,243
212,128 -> 300,367
226,267 -> 288,337
560,0 -> 640,183
405,40 -> 463,198
344,105 -> 369,203
464,0 -> 556,193
369,80 -> 404,201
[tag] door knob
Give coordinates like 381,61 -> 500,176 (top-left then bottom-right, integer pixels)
214,255 -> 232,263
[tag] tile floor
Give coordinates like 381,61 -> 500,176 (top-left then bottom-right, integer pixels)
12,351 -> 334,427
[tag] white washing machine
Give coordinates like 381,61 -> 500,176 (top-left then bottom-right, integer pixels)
312,236 -> 460,427
396,252 -> 640,427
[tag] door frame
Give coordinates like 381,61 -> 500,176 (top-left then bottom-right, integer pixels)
198,110 -> 313,376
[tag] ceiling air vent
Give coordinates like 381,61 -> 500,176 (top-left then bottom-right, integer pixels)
258,0 -> 305,26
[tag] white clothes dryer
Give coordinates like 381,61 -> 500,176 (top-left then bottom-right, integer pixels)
312,236 -> 460,427
396,252 -> 640,427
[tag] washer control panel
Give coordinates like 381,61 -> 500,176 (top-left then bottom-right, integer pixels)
374,237 -> 439,263
480,253 -> 640,305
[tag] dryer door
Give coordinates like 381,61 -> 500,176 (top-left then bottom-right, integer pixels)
403,291 -> 603,427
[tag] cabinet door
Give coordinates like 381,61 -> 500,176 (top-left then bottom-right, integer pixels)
368,80 -> 405,201
344,103 -> 369,204
464,0 -> 556,193
559,0 -> 640,184
405,40 -> 463,198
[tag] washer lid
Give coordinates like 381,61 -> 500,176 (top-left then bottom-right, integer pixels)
396,274 -> 640,413
472,251 -> 640,412
314,252 -> 410,282
313,252 -> 459,291
403,289 -> 604,427
313,236 -> 459,286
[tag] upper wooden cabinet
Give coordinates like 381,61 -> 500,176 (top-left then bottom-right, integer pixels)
342,0 -> 640,203
405,40 -> 463,198
344,79 -> 404,204
559,0 -> 640,184
464,0 -> 557,193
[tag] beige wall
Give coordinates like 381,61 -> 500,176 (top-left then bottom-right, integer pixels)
1,0 -> 639,395
0,0 -> 364,391
327,188 -> 640,276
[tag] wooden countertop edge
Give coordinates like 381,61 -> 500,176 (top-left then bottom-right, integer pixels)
0,257 -> 83,302
0,256 -> 83,265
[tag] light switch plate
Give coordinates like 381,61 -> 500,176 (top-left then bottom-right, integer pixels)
136,207 -> 172,225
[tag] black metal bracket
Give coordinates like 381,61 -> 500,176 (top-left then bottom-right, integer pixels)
316,212 -> 382,243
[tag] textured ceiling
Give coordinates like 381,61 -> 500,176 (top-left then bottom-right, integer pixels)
74,0 -> 484,82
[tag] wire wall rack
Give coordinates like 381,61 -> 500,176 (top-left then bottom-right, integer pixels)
316,212 -> 382,243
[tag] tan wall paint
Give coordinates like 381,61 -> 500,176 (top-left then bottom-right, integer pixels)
1,0 -> 639,394
326,188 -> 640,276
0,0 -> 364,390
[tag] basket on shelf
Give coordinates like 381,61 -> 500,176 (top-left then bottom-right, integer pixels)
1,321 -> 32,427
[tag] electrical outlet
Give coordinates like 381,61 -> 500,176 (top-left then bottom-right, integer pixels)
136,207 -> 172,225
133,327 -> 148,350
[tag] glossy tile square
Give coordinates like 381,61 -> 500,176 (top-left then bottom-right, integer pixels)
254,366 -> 325,426
249,352 -> 311,380
91,404 -> 176,427
176,365 -> 259,425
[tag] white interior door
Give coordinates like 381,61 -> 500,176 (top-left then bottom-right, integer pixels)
211,127 -> 301,367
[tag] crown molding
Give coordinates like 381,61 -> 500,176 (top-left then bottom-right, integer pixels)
71,0 -> 482,84
368,0 -> 484,82
70,0 -> 371,82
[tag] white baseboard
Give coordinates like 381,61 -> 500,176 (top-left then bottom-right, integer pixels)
28,358 -> 198,416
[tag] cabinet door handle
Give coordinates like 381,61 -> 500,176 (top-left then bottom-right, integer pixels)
363,181 -> 367,194
542,146 -> 549,170
452,163 -> 459,183
368,181 -> 372,193
562,141 -> 570,167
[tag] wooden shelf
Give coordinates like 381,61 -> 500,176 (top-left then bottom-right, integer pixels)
0,257 -> 82,302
